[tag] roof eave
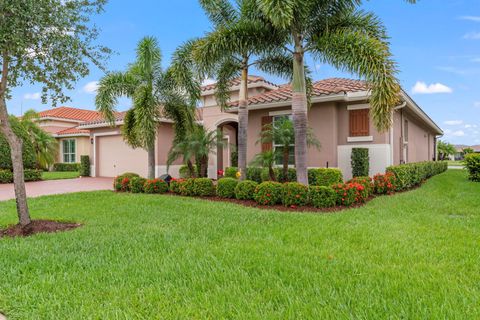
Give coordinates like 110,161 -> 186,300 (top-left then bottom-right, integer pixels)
400,90 -> 443,135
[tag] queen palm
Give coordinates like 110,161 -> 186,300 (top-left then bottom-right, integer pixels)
175,0 -> 292,180
96,37 -> 199,179
256,0 -> 415,184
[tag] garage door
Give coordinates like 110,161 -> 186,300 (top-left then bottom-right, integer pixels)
97,135 -> 148,177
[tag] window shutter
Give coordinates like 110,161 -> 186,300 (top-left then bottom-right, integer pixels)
349,109 -> 370,137
261,116 -> 273,152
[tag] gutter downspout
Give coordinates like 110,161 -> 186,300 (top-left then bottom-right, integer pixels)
391,101 -> 407,166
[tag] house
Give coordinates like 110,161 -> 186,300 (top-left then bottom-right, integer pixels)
451,145 -> 480,161
36,76 -> 443,180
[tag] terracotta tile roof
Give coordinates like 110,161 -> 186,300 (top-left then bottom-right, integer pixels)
79,111 -> 128,127
55,127 -> 90,136
230,78 -> 369,107
201,75 -> 279,92
38,106 -> 101,122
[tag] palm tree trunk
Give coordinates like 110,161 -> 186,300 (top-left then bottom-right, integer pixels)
237,61 -> 249,180
283,145 -> 289,182
292,34 -> 308,185
269,165 -> 276,182
187,160 -> 196,178
147,144 -> 155,179
0,97 -> 31,226
200,155 -> 208,178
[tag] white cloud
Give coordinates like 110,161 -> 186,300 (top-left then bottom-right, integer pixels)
83,81 -> 99,94
460,16 -> 480,22
465,124 -> 478,129
444,120 -> 463,126
463,32 -> 480,40
201,78 -> 216,86
23,92 -> 41,100
451,130 -> 466,137
412,81 -> 453,94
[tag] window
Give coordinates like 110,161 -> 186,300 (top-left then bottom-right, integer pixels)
273,115 -> 295,166
62,139 -> 76,163
349,109 -> 370,137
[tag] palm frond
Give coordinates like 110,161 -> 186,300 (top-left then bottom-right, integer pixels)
199,0 -> 238,26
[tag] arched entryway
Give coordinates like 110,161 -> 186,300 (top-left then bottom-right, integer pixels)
215,119 -> 238,176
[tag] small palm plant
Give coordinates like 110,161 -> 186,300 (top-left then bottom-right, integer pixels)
250,150 -> 276,181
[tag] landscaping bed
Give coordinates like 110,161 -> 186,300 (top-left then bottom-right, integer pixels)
0,220 -> 81,238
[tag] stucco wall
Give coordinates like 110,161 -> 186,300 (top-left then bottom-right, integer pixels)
56,136 -> 90,163
404,111 -> 435,163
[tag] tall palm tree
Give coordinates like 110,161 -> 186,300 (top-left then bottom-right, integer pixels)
173,0 -> 293,181
256,0 -> 415,184
96,37 -> 199,179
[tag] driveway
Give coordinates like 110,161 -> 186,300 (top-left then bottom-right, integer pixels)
0,177 -> 113,201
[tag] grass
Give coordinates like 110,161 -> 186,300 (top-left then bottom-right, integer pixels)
41,171 -> 79,180
447,160 -> 464,166
0,170 -> 479,319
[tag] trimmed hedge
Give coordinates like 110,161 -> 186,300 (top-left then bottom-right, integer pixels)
169,178 -> 185,194
129,177 -> 146,193
144,179 -> 169,194
373,172 -> 397,195
193,178 -> 215,196
308,168 -> 343,186
235,180 -> 258,200
253,181 -> 283,205
282,182 -> 309,207
179,179 -> 196,196
351,148 -> 369,177
0,169 -> 42,184
217,177 -> 238,198
79,155 -> 90,177
309,186 -> 336,208
53,163 -> 80,172
224,167 -> 238,179
386,161 -> 447,191
464,153 -> 480,182
347,176 -> 373,197
179,165 -> 197,179
0,117 -> 36,170
332,182 -> 368,207
114,173 -> 140,192
246,167 -> 262,183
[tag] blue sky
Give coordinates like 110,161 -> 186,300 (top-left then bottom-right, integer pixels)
8,0 -> 480,145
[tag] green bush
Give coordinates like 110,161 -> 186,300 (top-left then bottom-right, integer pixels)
347,176 -> 373,197
0,169 -> 42,183
309,186 -> 337,208
308,168 -> 343,186
246,167 -> 262,183
464,153 -> 480,182
386,161 -> 447,191
169,178 -> 185,194
0,170 -> 12,183
217,177 -> 238,198
260,167 -> 278,182
278,168 -> 297,182
129,177 -> 146,193
351,148 -> 369,177
144,179 -> 169,194
0,117 -> 36,170
114,173 -> 140,192
179,165 -> 196,179
53,163 -> 80,172
193,178 -> 215,196
332,182 -> 367,207
79,155 -> 90,177
254,181 -> 283,205
373,172 -> 397,195
235,180 -> 258,200
224,167 -> 238,179
179,179 -> 196,196
282,182 -> 309,207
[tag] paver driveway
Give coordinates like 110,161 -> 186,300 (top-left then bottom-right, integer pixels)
0,177 -> 113,201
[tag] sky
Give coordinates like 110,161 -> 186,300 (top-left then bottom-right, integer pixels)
8,0 -> 480,145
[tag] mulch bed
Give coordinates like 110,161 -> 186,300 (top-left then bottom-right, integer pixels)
0,220 -> 82,238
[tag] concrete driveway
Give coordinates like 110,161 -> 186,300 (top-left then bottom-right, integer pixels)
0,177 -> 113,201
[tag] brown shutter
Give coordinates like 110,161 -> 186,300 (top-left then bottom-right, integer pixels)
349,109 -> 370,137
261,116 -> 273,152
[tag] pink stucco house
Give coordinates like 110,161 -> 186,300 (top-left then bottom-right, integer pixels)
36,76 -> 443,180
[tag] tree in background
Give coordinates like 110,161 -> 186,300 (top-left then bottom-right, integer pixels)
462,147 -> 474,156
0,0 -> 110,226
256,0 -> 415,184
437,140 -> 456,160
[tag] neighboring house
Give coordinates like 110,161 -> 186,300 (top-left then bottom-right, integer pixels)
35,76 -> 443,180
451,145 -> 480,161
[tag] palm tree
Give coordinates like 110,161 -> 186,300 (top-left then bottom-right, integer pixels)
258,116 -> 320,181
256,0 -> 415,184
173,0 -> 292,181
249,150 -> 276,181
96,37 -> 199,179
168,125 -> 225,178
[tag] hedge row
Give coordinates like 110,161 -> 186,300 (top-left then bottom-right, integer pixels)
386,161 -> 447,191
225,167 -> 343,186
0,169 -> 42,184
53,163 -> 80,172
464,153 -> 480,182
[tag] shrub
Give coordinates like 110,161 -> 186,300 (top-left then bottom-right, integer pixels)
332,182 -> 367,207
351,148 -> 369,177
144,179 -> 169,194
464,153 -> 480,182
373,172 -> 397,195
347,176 -> 373,197
0,170 -> 12,183
308,168 -> 343,186
193,178 -> 215,196
260,167 -> 278,182
114,173 -> 139,192
309,186 -> 337,208
53,163 -> 80,172
0,117 -> 36,170
179,178 -> 196,196
386,161 -> 447,191
278,168 -> 297,182
246,167 -> 262,183
79,155 -> 90,177
129,177 -> 146,193
217,177 -> 238,198
235,180 -> 258,200
282,182 -> 309,207
169,178 -> 185,194
179,165 -> 196,179
24,169 -> 42,182
224,167 -> 238,179
253,181 -> 283,205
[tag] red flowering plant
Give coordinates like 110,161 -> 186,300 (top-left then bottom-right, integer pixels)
332,182 -> 368,207
348,176 -> 374,197
373,172 -> 397,195
253,181 -> 283,205
113,173 -> 139,192
169,178 -> 186,194
144,179 -> 169,194
282,182 -> 309,207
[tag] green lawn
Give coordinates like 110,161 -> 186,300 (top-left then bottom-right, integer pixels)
41,171 -> 79,180
1,170 -> 479,319
447,160 -> 464,166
